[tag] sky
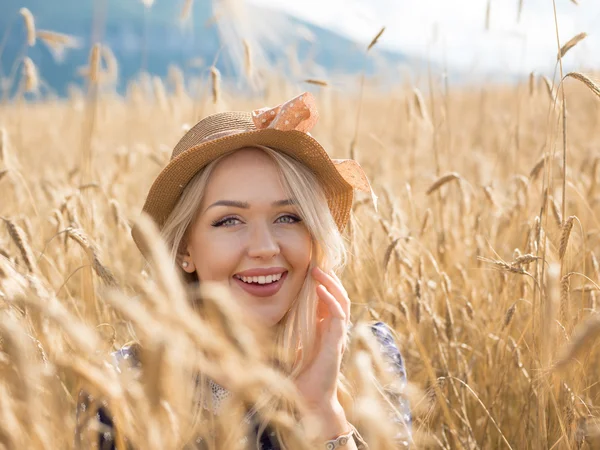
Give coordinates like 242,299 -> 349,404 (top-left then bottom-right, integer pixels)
246,0 -> 600,76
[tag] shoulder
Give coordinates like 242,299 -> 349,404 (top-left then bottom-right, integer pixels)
369,321 -> 397,343
110,342 -> 142,372
368,321 -> 407,380
368,322 -> 412,445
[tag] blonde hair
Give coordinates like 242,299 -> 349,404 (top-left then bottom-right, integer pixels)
160,145 -> 354,446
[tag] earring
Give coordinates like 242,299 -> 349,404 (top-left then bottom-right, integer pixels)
182,262 -> 189,269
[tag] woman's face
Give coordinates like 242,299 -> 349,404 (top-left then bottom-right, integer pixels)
183,148 -> 313,327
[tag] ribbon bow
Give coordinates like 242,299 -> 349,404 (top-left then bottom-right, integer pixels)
252,92 -> 378,211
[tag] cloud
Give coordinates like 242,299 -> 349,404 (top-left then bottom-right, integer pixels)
247,0 -> 600,75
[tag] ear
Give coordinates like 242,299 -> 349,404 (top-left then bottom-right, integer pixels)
178,244 -> 196,273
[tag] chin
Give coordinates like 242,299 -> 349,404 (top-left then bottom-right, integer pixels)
258,312 -> 286,328
244,308 -> 285,328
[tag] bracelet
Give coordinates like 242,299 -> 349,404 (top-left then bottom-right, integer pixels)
325,429 -> 354,449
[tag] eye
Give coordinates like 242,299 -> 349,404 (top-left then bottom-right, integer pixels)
211,216 -> 242,227
276,214 -> 301,224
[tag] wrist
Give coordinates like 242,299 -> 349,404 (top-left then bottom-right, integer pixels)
308,400 -> 350,441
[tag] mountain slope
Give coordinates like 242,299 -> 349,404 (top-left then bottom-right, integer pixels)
0,0 -> 409,96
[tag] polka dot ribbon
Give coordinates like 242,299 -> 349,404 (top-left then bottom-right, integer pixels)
252,92 -> 378,211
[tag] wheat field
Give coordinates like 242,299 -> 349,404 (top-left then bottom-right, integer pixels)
2,5 -> 600,449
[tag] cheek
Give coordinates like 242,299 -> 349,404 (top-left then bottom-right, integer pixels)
191,234 -> 244,281
282,229 -> 312,269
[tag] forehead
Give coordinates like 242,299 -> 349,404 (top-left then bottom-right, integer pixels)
204,148 -> 286,200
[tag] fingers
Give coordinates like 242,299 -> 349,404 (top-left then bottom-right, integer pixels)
316,284 -> 346,320
312,267 -> 350,320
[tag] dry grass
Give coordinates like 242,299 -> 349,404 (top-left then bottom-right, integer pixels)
1,11 -> 600,450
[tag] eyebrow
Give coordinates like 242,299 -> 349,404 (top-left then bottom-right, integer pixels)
205,198 -> 296,211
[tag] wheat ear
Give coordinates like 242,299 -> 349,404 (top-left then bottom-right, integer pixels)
19,8 -> 36,46
210,66 -> 221,104
426,173 -> 461,195
558,32 -> 587,60
563,72 -> 600,99
2,218 -> 37,274
558,216 -> 575,260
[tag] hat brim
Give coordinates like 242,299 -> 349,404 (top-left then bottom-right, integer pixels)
132,128 -> 353,255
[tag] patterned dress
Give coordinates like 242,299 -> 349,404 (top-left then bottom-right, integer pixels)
75,322 -> 411,449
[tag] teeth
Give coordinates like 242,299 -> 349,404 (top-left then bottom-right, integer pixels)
237,273 -> 283,284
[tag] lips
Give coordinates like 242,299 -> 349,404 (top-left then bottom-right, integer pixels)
233,271 -> 288,298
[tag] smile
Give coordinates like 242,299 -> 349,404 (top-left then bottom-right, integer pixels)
233,271 -> 288,297
235,273 -> 283,284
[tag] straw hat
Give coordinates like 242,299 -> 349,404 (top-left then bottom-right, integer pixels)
131,92 -> 376,255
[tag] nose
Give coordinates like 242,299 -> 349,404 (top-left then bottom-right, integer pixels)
247,222 -> 280,259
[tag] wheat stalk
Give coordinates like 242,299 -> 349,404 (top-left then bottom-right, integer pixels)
413,88 -> 431,124
109,199 -> 126,229
592,252 -> 600,282
551,196 -> 562,226
482,185 -> 496,208
243,39 -> 253,78
210,66 -> 221,104
529,71 -> 536,96
560,273 -> 571,325
88,44 -> 101,84
22,57 -> 39,93
36,30 -> 80,62
383,238 -> 400,272
563,72 -> 600,100
530,153 -> 550,179
518,0 -> 524,22
478,257 -> 529,275
419,208 -> 432,237
132,214 -> 187,309
512,254 -> 540,267
426,173 -> 461,195
2,218 -> 37,274
101,45 -> 118,84
558,216 -> 575,260
19,8 -> 36,47
304,79 -> 328,87
65,227 -> 117,286
541,75 -> 555,101
558,32 -> 587,60
367,27 -> 385,51
180,0 -> 193,23
503,302 -> 517,328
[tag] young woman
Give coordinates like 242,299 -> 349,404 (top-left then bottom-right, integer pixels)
76,92 -> 411,449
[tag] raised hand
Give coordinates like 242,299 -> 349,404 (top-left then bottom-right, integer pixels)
294,267 -> 351,409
